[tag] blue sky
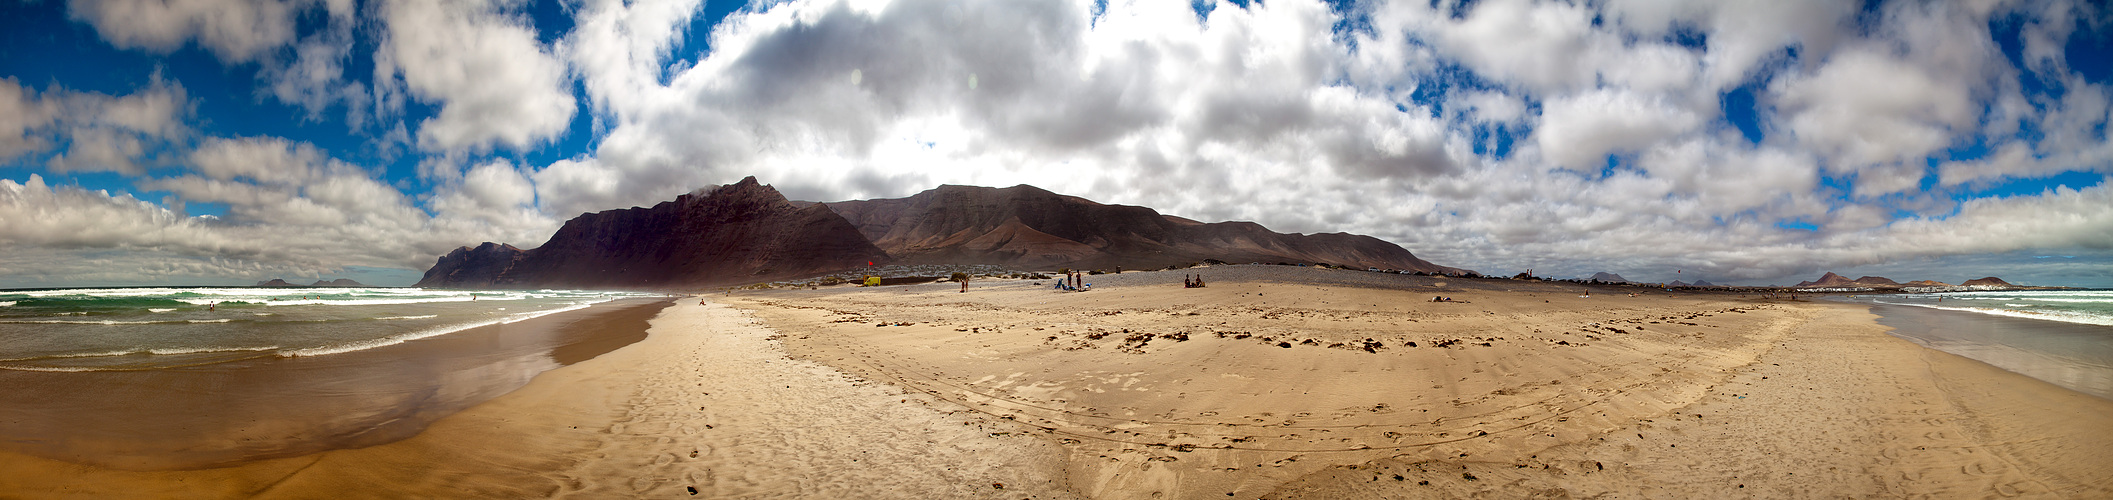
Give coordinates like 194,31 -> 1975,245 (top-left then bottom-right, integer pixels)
0,0 -> 2109,288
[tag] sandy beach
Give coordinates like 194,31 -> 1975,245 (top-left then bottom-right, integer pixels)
5,266 -> 2110,498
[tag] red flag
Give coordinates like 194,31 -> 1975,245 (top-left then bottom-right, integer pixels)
868,261 -> 873,266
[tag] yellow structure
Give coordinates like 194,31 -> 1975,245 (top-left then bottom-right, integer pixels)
863,276 -> 882,287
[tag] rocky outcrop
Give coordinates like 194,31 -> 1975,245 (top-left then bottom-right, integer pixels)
416,243 -> 527,288
417,178 -> 889,289
1961,277 -> 2014,287
826,184 -> 1466,274
255,279 -> 297,287
1588,272 -> 1629,283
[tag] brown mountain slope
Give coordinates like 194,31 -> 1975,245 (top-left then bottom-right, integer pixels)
827,184 -> 1465,274
1962,277 -> 2015,287
416,178 -> 889,289
1795,272 -> 1857,287
1853,276 -> 1899,285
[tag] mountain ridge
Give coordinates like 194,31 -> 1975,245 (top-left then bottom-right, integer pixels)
826,184 -> 1465,274
416,179 -> 1470,289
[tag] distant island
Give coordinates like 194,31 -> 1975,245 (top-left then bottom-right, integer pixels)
417,177 -> 1470,290
256,278 -> 370,287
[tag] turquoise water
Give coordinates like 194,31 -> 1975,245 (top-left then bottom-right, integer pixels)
0,287 -> 663,372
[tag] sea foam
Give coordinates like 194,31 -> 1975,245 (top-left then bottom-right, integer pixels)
279,301 -> 604,358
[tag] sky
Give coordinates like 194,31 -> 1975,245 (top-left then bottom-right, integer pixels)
0,0 -> 2109,288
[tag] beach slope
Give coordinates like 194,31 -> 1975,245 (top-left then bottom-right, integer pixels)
729,267 -> 2113,498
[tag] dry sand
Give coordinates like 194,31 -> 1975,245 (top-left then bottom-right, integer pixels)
5,266 -> 2109,499
0,299 -> 1070,498
732,266 -> 2113,498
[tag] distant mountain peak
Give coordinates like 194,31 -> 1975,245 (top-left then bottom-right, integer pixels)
418,178 -> 887,289
1962,276 -> 2014,287
1795,272 -> 1857,287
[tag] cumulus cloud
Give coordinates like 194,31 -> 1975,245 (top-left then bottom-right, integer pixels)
0,133 -> 574,286
65,0 -> 305,62
11,0 -> 2111,287
1536,88 -> 1704,170
522,0 -> 2107,284
374,0 -> 577,152
0,78 -> 189,176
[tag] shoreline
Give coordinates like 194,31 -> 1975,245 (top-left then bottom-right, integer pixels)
1859,299 -> 2113,401
0,297 -> 1071,498
0,297 -> 670,472
5,268 -> 2108,498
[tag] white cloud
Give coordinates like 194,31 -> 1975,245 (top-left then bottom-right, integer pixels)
10,0 -> 2111,287
1536,88 -> 1704,170
0,133 -> 577,287
66,0 -> 306,62
1,79 -> 189,176
374,0 -> 578,152
480,0 -> 2110,285
1424,0 -> 1607,93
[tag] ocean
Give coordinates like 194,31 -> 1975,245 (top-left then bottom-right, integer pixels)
1841,290 -> 2113,401
0,287 -> 660,372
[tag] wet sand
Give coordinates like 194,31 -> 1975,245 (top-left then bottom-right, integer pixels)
1863,300 -> 2113,401
0,298 -> 1069,499
7,267 -> 2110,498
0,298 -> 670,471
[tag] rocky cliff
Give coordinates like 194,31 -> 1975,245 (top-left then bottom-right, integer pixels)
416,178 -> 889,289
826,184 -> 1465,274
416,242 -> 527,288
